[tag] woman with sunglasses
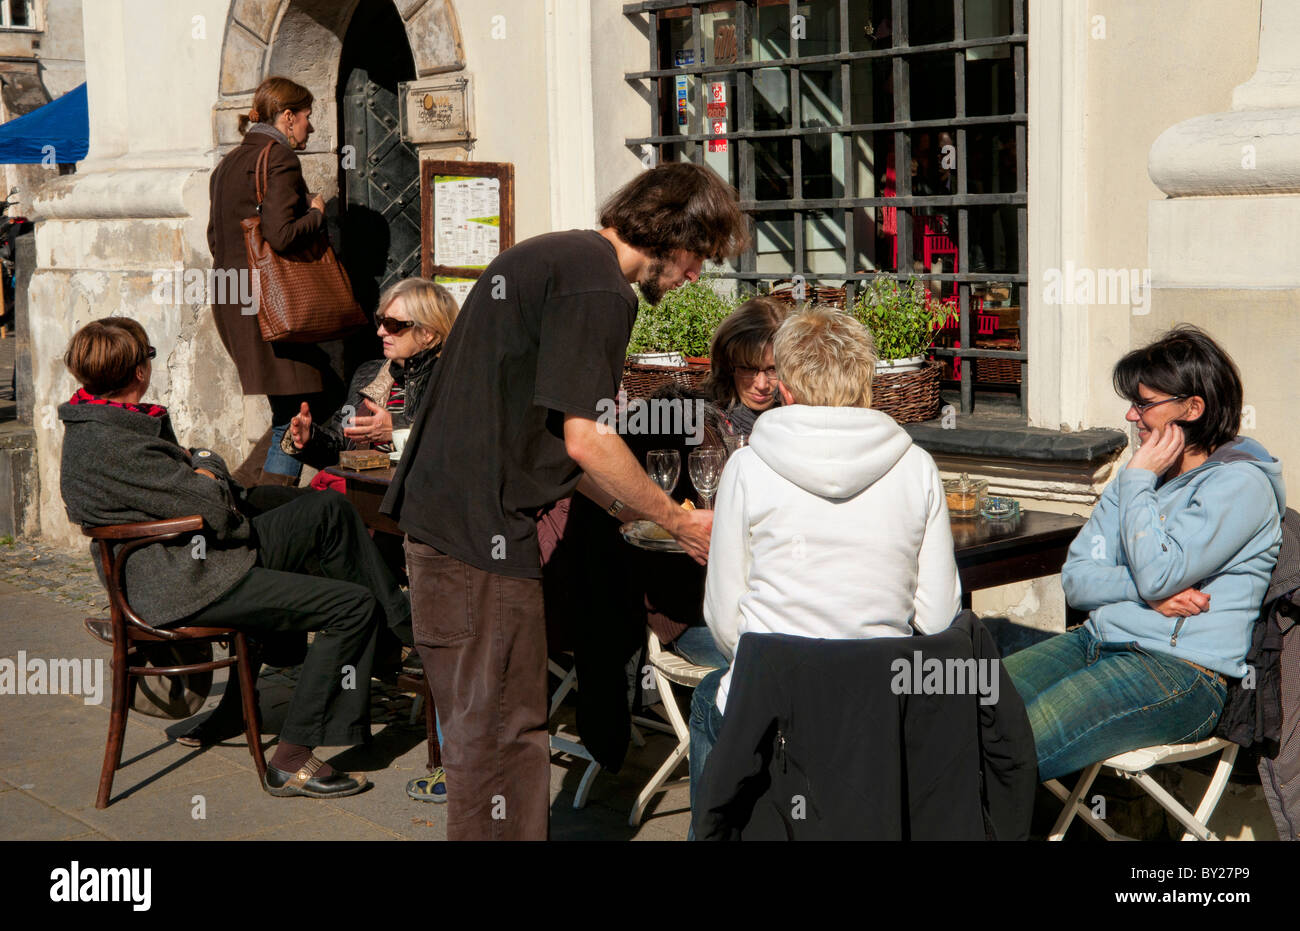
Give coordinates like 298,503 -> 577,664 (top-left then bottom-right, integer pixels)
702,296 -> 789,438
283,278 -> 458,470
1004,325 -> 1285,784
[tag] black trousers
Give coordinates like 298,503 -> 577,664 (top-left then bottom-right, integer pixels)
183,492 -> 411,746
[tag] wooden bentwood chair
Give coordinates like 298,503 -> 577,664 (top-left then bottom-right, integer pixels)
82,515 -> 266,808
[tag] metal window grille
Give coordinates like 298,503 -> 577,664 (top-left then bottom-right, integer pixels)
624,0 -> 1028,414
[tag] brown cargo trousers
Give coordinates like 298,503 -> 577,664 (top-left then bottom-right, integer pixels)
404,538 -> 550,841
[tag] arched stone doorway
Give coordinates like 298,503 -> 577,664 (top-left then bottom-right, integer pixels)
211,0 -> 466,296
209,0 -> 466,448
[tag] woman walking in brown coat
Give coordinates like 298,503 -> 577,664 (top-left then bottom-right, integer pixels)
207,76 -> 337,486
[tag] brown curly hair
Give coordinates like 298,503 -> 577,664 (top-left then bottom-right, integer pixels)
598,163 -> 749,263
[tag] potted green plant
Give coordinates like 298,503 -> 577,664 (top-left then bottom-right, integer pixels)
850,274 -> 948,372
626,279 -> 736,365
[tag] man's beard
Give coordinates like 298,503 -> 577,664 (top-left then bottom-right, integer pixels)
638,257 -> 670,305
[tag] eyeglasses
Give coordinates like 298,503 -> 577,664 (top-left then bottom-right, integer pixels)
1130,395 -> 1186,414
376,315 -> 416,334
144,346 -> 156,361
735,366 -> 778,382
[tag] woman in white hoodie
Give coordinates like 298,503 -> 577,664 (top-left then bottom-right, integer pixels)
687,305 -> 962,835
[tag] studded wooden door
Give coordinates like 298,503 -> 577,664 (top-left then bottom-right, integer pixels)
341,67 -> 421,311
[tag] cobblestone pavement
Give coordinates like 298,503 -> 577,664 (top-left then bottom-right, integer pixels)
0,537 -> 108,611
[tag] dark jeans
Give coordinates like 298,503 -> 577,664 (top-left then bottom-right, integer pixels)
405,539 -> 550,841
181,491 -> 411,747
687,667 -> 726,841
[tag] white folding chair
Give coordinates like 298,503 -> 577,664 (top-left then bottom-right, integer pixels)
547,657 -> 604,809
629,628 -> 715,827
1044,737 -> 1240,841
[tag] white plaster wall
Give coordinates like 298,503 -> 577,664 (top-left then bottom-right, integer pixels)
1081,0 -> 1259,435
39,0 -> 86,98
454,0 -> 553,240
29,0 -> 235,549
590,1 -> 653,212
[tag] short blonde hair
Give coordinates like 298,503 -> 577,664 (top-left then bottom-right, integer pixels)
773,306 -> 876,408
378,277 -> 459,347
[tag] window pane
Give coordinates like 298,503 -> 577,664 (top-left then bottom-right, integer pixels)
754,138 -> 794,201
966,205 -> 1021,274
755,213 -> 796,277
801,130 -> 841,199
908,0 -> 954,45
800,66 -> 840,129
909,53 -> 955,120
965,47 -> 1017,115
805,209 -> 847,276
850,2 -> 885,53
965,0 -> 1015,41
753,67 -> 790,130
965,125 -> 1020,196
799,0 -> 840,52
752,1 -> 791,61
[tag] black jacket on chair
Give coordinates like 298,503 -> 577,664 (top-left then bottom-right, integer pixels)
694,611 -> 1037,840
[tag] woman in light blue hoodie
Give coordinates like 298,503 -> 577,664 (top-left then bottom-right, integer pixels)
1005,326 -> 1284,781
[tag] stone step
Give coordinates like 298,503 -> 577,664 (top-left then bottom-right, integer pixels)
0,420 -> 37,538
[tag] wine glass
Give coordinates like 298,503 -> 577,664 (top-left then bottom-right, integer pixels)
688,447 -> 727,510
721,418 -> 748,455
646,449 -> 681,495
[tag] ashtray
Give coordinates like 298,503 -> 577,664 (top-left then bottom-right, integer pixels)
980,496 -> 1020,521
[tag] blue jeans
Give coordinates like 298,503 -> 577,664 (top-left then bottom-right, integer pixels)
264,395 -> 307,479
686,667 -> 726,840
265,422 -> 304,479
671,625 -> 728,670
1003,627 -> 1227,781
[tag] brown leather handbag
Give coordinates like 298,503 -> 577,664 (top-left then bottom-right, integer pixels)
240,142 -> 367,343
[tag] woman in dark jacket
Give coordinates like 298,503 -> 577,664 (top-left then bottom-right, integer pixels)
207,75 -> 334,487
283,278 -> 457,474
58,317 -> 412,798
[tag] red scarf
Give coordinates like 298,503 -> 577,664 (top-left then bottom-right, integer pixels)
68,387 -> 168,419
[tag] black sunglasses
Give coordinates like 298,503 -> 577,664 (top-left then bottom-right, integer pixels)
144,346 -> 156,361
375,315 -> 415,334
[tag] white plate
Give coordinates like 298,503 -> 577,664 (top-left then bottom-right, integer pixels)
619,520 -> 684,553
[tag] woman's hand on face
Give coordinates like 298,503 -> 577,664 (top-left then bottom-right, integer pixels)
289,401 -> 312,449
309,193 -> 326,215
1128,423 -> 1185,475
342,398 -> 393,444
1147,586 -> 1210,618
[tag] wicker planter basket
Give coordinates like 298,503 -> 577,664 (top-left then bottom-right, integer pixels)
769,282 -> 848,309
621,360 -> 711,400
974,334 -> 1022,385
871,360 -> 943,423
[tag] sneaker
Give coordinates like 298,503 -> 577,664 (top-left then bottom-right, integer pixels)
406,769 -> 447,803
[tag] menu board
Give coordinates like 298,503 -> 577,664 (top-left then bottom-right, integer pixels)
421,160 -> 515,282
433,176 -> 499,270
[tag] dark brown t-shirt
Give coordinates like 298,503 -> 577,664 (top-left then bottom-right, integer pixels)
382,230 -> 637,578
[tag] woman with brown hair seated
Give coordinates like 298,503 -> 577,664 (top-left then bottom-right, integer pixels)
702,296 -> 789,438
58,317 -> 412,798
